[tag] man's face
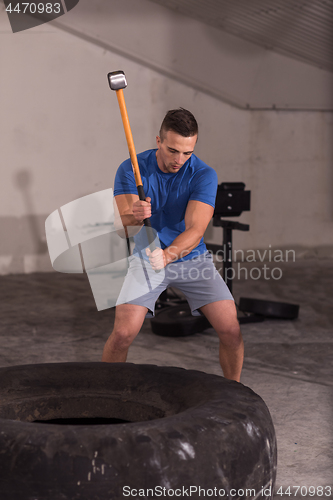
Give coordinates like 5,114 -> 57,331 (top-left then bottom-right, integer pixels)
156,130 -> 197,174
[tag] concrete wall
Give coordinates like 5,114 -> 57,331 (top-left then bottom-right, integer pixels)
55,0 -> 333,110
0,5 -> 332,274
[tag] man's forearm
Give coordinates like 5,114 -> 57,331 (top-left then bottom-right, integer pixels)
164,227 -> 203,264
115,214 -> 143,238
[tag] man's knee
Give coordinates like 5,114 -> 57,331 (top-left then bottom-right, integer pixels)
217,321 -> 242,347
110,326 -> 138,351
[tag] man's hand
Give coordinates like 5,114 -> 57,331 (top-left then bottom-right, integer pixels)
146,247 -> 166,270
133,197 -> 152,223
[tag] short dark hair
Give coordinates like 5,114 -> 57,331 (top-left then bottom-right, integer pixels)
159,108 -> 198,141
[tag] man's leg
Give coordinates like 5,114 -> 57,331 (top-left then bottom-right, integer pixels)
102,304 -> 148,362
200,300 -> 244,382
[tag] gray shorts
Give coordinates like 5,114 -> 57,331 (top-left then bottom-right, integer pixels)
116,251 -> 234,317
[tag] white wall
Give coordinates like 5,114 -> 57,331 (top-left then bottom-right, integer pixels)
0,7 -> 332,274
55,0 -> 333,110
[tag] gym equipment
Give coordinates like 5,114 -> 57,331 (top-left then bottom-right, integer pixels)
151,182 -> 299,335
238,297 -> 299,320
152,303 -> 210,337
0,362 -> 277,499
208,182 -> 299,323
208,182 -> 250,294
108,70 -> 157,255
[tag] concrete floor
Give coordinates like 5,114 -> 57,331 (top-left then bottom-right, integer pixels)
0,257 -> 332,499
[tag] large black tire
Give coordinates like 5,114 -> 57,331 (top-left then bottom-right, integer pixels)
0,362 -> 277,500
151,304 -> 210,336
239,297 -> 299,320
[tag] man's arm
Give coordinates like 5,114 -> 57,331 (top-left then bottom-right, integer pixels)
114,193 -> 152,238
147,200 -> 214,269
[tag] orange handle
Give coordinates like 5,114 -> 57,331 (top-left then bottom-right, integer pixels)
114,86 -> 158,261
116,89 -> 143,188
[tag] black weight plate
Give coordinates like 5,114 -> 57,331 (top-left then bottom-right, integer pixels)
238,297 -> 299,320
151,304 -> 210,336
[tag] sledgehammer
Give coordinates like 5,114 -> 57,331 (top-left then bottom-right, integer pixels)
107,70 -> 157,253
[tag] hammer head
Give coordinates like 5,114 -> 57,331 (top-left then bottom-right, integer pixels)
108,70 -> 127,91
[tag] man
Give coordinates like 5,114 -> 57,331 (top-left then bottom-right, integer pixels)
102,108 -> 244,382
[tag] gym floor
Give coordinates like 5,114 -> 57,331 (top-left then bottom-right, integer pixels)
1,257 -> 332,498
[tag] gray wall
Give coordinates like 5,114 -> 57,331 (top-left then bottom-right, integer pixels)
0,2 -> 332,274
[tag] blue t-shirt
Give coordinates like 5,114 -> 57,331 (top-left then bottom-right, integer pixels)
114,149 -> 218,261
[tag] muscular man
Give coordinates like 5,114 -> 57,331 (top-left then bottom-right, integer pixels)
102,108 -> 244,382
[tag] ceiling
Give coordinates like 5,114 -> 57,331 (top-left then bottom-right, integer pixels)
148,0 -> 333,73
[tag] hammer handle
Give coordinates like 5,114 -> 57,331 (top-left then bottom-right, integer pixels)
116,89 -> 143,188
116,89 -> 157,253
137,185 -> 156,249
